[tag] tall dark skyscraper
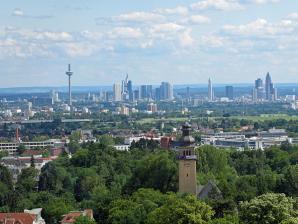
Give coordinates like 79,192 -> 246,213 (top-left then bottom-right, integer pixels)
155,87 -> 161,101
255,78 -> 263,89
127,80 -> 133,101
140,85 -> 147,99
140,85 -> 153,100
225,86 -> 234,100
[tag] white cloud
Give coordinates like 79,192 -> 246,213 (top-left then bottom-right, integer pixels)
109,27 -> 143,39
223,18 -> 295,36
36,32 -> 73,42
11,8 -> 52,19
181,15 -> 210,24
191,0 -> 243,11
201,35 -> 225,47
150,23 -> 184,33
63,42 -> 98,57
154,6 -> 189,15
12,8 -> 24,16
287,13 -> 298,20
114,12 -> 165,23
250,0 -> 280,4
179,29 -> 194,47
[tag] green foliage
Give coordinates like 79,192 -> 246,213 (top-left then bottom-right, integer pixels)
0,140 -> 296,224
108,199 -> 146,224
282,165 -> 298,197
125,151 -> 177,193
43,197 -> 74,224
146,194 -> 214,224
74,215 -> 96,224
239,193 -> 298,224
16,167 -> 38,195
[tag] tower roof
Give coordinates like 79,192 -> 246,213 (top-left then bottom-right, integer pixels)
181,122 -> 195,146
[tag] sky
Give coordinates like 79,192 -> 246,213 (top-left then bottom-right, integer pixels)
1,0 -> 298,87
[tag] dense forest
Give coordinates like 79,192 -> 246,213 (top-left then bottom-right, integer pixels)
0,140 -> 297,224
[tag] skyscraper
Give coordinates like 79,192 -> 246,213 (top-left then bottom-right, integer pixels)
208,78 -> 214,101
265,72 -> 272,100
139,85 -> 153,100
225,86 -> 234,100
121,74 -> 129,101
113,83 -> 122,101
160,82 -> 173,100
140,85 -> 147,99
265,72 -> 276,101
253,78 -> 264,101
186,86 -> 190,101
65,64 -> 73,106
127,80 -> 133,101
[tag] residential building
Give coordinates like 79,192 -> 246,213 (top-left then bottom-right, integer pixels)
61,209 -> 94,224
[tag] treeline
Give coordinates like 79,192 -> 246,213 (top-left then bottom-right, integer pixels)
0,143 -> 297,224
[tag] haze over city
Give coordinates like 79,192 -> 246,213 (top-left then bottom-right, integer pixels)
1,0 -> 298,87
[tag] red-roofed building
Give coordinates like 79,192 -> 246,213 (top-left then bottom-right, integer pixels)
61,209 -> 93,224
0,208 -> 45,224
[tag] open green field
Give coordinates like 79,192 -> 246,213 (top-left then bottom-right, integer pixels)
229,114 -> 298,122
137,117 -> 190,125
137,114 -> 298,124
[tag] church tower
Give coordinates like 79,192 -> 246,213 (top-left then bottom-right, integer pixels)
178,123 -> 197,195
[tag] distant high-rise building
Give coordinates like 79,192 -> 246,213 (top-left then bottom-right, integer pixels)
51,90 -> 59,104
127,80 -> 133,101
225,86 -> 234,100
146,85 -> 153,99
186,87 -> 190,101
121,74 -> 129,101
253,78 -> 264,101
208,78 -> 214,101
113,83 -> 122,101
140,85 -> 147,99
140,85 -> 153,100
160,82 -> 173,100
155,87 -> 161,101
133,89 -> 140,101
255,78 -> 263,89
265,72 -> 277,101
265,72 -> 272,100
252,88 -> 258,102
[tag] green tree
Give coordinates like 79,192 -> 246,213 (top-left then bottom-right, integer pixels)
15,167 -> 38,194
43,197 -> 73,224
146,194 -> 214,224
74,215 -> 96,224
108,199 -> 146,224
282,165 -> 298,197
125,152 -> 177,193
239,193 -> 298,224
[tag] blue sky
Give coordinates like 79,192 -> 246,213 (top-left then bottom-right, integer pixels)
1,0 -> 298,87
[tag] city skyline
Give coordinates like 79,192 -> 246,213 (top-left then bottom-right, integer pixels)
1,1 -> 298,87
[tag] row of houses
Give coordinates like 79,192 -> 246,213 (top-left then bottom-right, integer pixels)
0,208 -> 93,224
